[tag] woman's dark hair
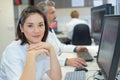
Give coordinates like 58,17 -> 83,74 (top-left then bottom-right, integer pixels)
16,6 -> 48,45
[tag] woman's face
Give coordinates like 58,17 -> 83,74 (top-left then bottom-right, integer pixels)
20,13 -> 45,44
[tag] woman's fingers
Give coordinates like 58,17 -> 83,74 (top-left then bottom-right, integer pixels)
28,42 -> 51,51
28,48 -> 49,56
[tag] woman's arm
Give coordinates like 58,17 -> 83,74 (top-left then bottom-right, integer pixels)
20,43 -> 50,80
25,42 -> 62,80
46,45 -> 62,80
20,50 -> 36,80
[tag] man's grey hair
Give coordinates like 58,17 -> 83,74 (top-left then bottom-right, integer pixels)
36,0 -> 55,14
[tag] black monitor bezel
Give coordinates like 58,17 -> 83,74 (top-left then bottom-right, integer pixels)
97,15 -> 120,80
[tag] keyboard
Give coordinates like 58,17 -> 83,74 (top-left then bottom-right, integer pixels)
64,71 -> 86,80
77,51 -> 93,62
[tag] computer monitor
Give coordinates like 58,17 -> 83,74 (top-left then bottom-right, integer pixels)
97,15 -> 120,80
91,4 -> 114,45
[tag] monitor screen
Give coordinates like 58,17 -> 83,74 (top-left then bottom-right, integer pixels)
97,15 -> 120,80
91,4 -> 114,44
91,9 -> 105,33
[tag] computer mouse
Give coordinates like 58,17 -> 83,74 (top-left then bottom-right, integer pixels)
74,67 -> 88,72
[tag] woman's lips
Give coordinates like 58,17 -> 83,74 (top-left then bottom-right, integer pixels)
32,35 -> 40,38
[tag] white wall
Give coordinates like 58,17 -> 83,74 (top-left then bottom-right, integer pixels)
0,0 -> 15,62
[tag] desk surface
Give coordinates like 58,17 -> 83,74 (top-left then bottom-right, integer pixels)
56,32 -> 67,39
41,46 -> 102,80
61,46 -> 102,80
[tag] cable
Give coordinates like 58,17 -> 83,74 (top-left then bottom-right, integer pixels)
87,70 -> 100,80
116,70 -> 120,80
93,70 -> 104,80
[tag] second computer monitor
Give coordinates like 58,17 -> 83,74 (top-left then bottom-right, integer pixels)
97,15 -> 120,80
91,4 -> 114,44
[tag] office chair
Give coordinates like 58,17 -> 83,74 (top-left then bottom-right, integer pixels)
72,24 -> 92,45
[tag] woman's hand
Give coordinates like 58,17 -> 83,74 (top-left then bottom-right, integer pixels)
27,42 -> 54,57
28,42 -> 61,80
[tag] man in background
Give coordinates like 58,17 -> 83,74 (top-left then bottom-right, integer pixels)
36,0 -> 87,68
66,10 -> 89,40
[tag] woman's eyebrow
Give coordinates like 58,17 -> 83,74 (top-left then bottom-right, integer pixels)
39,22 -> 44,24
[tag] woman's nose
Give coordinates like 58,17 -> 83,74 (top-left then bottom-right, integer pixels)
34,27 -> 39,33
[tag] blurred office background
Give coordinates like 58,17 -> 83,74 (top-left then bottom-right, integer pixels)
0,0 -> 119,62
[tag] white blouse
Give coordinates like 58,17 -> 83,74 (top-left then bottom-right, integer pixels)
1,40 -> 50,80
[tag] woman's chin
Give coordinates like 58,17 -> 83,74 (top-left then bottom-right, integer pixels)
29,40 -> 41,44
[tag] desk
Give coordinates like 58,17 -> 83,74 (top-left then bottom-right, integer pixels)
42,46 -> 102,80
56,32 -> 67,39
61,46 -> 102,80
56,33 -> 71,44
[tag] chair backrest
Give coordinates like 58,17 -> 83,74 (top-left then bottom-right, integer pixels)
72,24 -> 92,45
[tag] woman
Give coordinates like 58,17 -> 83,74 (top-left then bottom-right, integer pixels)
1,6 -> 61,80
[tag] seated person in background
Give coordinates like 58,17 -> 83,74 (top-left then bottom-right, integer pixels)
66,10 -> 89,40
36,0 -> 87,68
1,6 -> 61,80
